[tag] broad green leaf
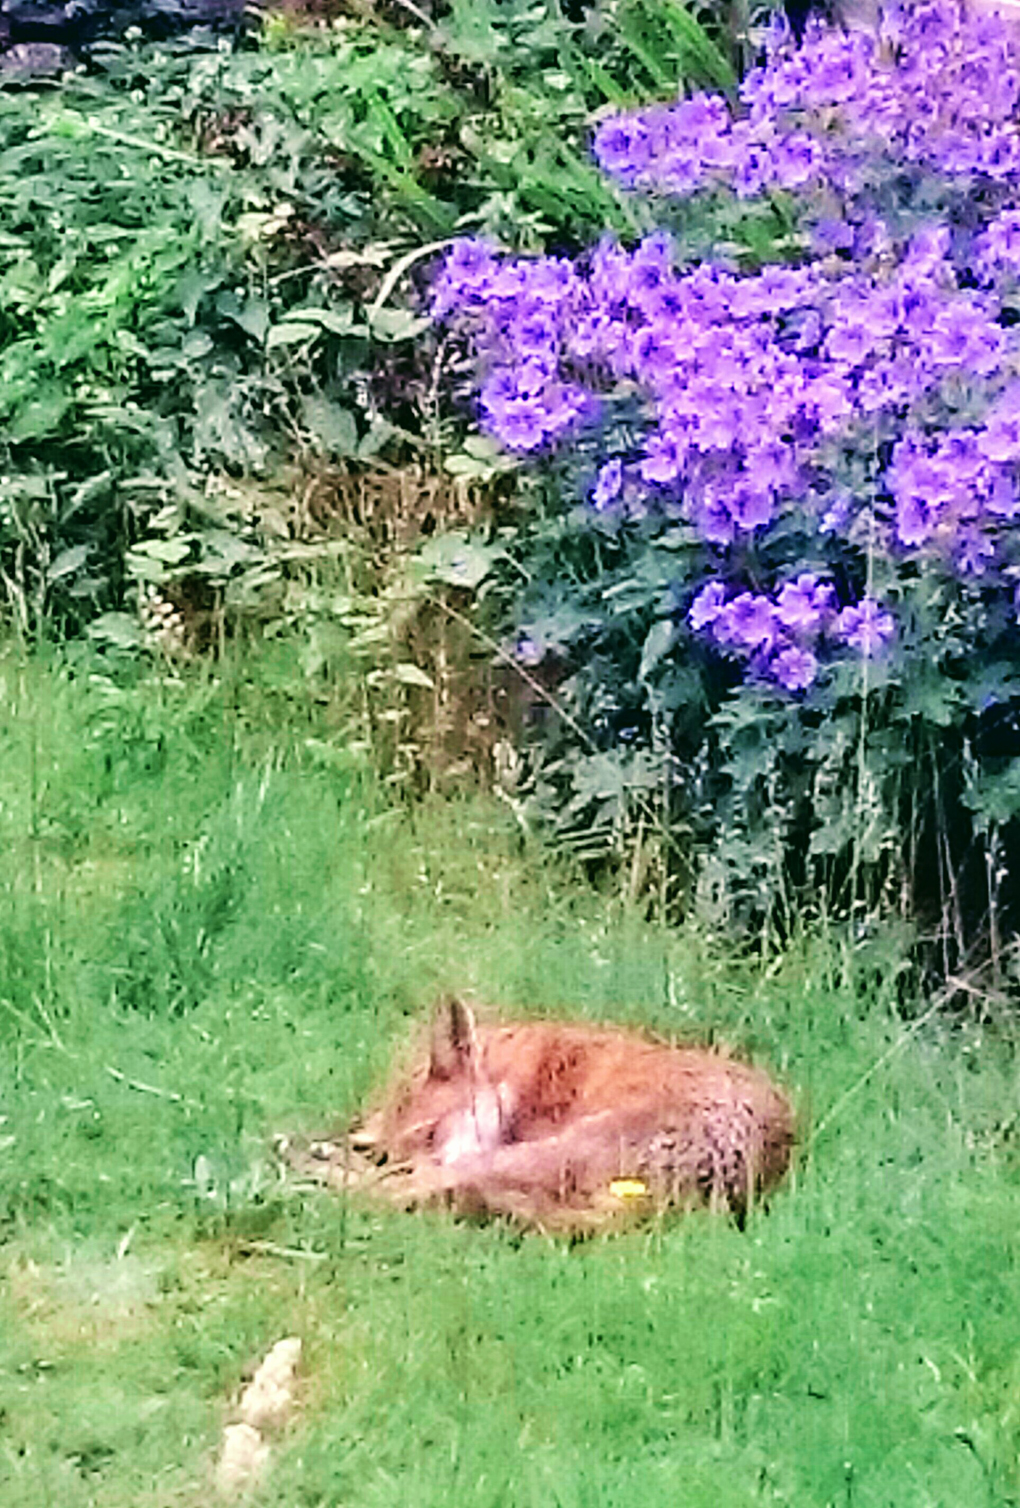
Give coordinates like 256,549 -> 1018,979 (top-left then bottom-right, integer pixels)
302,396 -> 359,457
963,761 -> 1020,829
284,305 -> 356,337
418,531 -> 506,590
176,268 -> 224,326
87,612 -> 145,649
47,544 -> 90,581
10,386 -> 71,441
133,538 -> 192,564
266,321 -> 323,350
368,309 -> 432,342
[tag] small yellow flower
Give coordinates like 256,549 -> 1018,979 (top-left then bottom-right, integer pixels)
609,1178 -> 648,1200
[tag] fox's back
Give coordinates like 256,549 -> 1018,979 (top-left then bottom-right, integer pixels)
479,1020 -> 785,1121
475,1021 -> 793,1195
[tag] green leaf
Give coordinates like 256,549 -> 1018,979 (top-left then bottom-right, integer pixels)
10,386 -> 71,442
181,331 -> 214,361
444,451 -> 516,481
266,321 -> 323,350
963,761 -> 1020,828
233,298 -> 271,344
47,544 -> 90,581
284,305 -> 356,337
368,309 -> 433,342
639,618 -> 677,682
88,612 -> 144,649
900,666 -> 962,727
462,434 -> 504,461
301,396 -> 359,457
176,268 -> 224,327
357,419 -> 396,460
417,531 -> 506,590
133,538 -> 193,564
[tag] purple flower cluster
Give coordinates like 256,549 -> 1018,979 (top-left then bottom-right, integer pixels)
431,2 -> 1020,696
688,574 -> 892,691
592,2 -> 1020,212
433,241 -> 592,452
434,219 -> 1020,660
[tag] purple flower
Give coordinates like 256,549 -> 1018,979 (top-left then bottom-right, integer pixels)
856,357 -> 918,414
819,491 -> 853,535
432,238 -> 498,316
640,435 -> 685,486
889,436 -> 970,547
925,299 -> 1003,374
480,370 -> 519,416
836,599 -> 895,656
512,306 -> 560,359
691,489 -> 737,545
540,383 -> 590,437
689,580 -> 727,631
728,478 -> 775,531
770,645 -> 819,692
492,401 -> 547,451
978,413 -> 1020,464
896,494 -> 938,547
431,6 -> 1020,715
592,459 -> 623,510
525,259 -> 578,304
802,374 -> 853,432
978,385 -> 1020,463
956,528 -> 995,575
488,263 -> 529,301
979,129 -> 1020,179
904,224 -> 952,275
976,209 -> 1020,277
516,360 -> 554,397
630,322 -> 684,385
694,392 -> 748,453
812,217 -> 856,254
984,469 -> 1020,518
592,116 -> 654,183
589,0 -> 1020,248
772,132 -> 825,189
514,633 -> 546,666
776,574 -> 835,635
717,593 -> 781,651
732,144 -> 772,198
825,320 -> 879,366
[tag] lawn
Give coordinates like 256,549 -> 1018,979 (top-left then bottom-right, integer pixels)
0,645 -> 1018,1507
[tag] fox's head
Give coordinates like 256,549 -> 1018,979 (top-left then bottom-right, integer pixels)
368,997 -> 512,1168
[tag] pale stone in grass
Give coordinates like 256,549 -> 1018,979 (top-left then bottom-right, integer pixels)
215,1336 -> 301,1498
239,1336 -> 302,1431
215,1423 -> 270,1498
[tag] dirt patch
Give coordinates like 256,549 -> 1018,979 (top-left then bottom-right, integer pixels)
6,1247 -> 162,1350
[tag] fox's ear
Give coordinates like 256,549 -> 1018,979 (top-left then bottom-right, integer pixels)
429,996 -> 479,1080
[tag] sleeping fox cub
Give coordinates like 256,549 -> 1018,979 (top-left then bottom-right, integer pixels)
280,997 -> 794,1234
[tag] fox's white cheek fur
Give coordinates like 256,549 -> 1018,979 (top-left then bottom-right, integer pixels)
437,1083 -> 515,1166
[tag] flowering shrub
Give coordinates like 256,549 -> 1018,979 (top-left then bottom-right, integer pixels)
431,0 -> 1020,960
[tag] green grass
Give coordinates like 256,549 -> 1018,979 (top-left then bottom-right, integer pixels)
1,645 -> 1018,1507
